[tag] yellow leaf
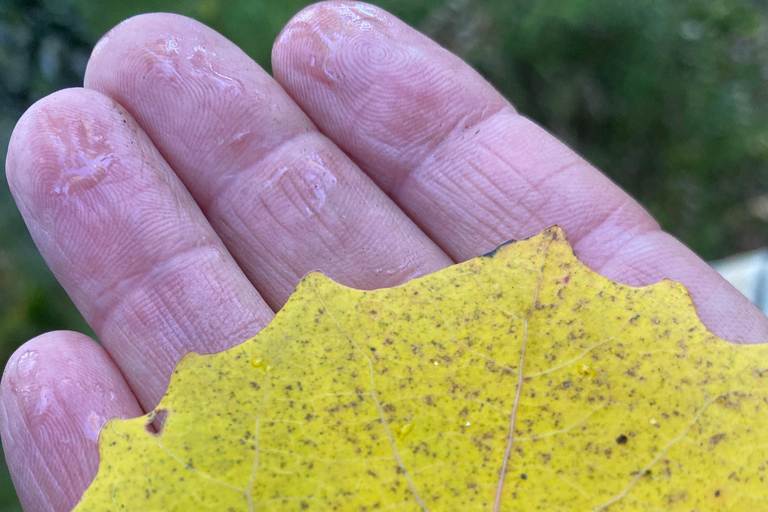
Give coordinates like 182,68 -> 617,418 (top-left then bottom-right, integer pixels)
73,227 -> 768,511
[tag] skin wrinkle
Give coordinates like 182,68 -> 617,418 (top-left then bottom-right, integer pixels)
272,2 -> 768,344
13,114 -> 153,323
206,126 -> 449,305
7,89 -> 275,411
600,232 -> 692,285
477,135 -> 580,194
201,128 -> 317,215
226,203 -> 298,303
9,105 -> 109,216
349,87 -> 650,263
106,259 -> 267,376
440,161 -> 517,245
388,104 -> 508,198
277,7 -> 507,191
577,198 -> 661,273
67,213 -> 213,332
2,3 -> 767,510
345,55 -> 443,136
29,121 -> 216,327
86,15 -> 317,207
466,160 -> 550,230
85,13 -> 450,310
222,169 -> 392,308
90,240 -> 221,333
209,131 -> 331,220
403,132 -> 564,257
1,333 -> 142,510
34,420 -> 73,499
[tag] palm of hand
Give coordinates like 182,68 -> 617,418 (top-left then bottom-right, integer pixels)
2,2 -> 766,511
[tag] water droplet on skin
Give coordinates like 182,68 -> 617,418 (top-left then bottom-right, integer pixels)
33,387 -> 52,416
264,166 -> 289,189
226,129 -> 253,152
46,113 -> 114,197
16,350 -> 39,379
145,36 -> 183,83
92,34 -> 109,58
354,3 -> 383,18
189,45 -> 245,93
84,411 -> 107,441
302,154 -> 338,216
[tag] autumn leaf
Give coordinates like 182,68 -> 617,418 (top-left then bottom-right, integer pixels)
73,227 -> 768,511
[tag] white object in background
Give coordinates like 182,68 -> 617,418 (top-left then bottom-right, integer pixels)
711,249 -> 768,315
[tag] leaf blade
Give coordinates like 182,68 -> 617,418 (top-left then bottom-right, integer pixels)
74,227 -> 768,511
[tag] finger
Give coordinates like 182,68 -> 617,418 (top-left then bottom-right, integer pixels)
272,1 -> 768,344
0,331 -> 143,512
5,88 -> 274,409
83,13 -> 452,310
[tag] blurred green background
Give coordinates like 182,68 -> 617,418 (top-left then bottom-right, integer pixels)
1,0 -> 767,508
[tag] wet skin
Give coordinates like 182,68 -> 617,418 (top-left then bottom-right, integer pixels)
2,2 -> 767,511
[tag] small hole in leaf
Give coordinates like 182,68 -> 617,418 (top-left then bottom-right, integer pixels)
145,409 -> 168,436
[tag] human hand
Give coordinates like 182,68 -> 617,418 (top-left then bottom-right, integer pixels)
2,2 -> 766,510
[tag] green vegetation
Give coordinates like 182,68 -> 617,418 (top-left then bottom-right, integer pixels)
1,0 -> 767,508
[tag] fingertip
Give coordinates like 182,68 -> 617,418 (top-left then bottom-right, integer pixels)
5,88 -> 134,218
1,331 -> 142,511
85,12 -> 206,90
0,330 -> 138,441
272,0 -> 506,193
273,1 -> 402,89
274,1 -> 393,53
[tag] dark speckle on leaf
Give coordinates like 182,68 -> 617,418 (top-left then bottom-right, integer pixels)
76,227 -> 768,511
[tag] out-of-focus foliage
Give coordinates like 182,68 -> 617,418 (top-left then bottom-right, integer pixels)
0,2 -> 95,509
424,0 -> 768,259
77,0 -> 768,260
0,0 -> 93,373
1,0 -> 767,508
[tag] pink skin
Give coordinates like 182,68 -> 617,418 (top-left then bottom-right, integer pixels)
1,2 -> 766,511
83,14 -> 450,309
6,90 -> 274,411
0,332 -> 142,512
270,1 -> 768,344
